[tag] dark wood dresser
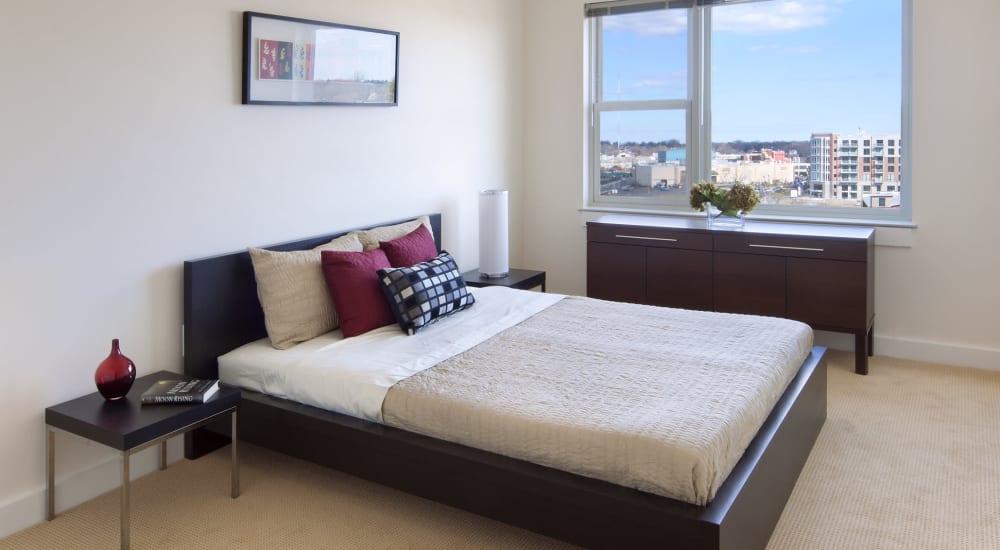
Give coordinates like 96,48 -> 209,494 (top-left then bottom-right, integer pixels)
587,214 -> 875,374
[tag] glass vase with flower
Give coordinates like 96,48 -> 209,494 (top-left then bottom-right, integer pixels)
689,181 -> 760,229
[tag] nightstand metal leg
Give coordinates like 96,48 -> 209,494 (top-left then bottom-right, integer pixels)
159,441 -> 167,470
121,449 -> 130,550
231,408 -> 240,498
46,427 -> 54,520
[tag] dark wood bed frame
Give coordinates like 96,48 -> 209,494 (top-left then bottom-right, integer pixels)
182,213 -> 827,550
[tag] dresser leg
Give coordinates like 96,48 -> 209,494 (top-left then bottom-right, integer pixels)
854,331 -> 869,375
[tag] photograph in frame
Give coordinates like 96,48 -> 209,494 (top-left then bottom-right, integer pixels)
242,11 -> 399,106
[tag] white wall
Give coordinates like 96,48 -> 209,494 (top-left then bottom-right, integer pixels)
0,0 -> 524,536
521,0 -> 1000,370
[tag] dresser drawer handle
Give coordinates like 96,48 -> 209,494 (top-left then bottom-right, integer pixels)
615,234 -> 678,243
749,244 -> 825,252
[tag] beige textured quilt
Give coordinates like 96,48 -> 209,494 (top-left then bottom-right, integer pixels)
382,296 -> 813,505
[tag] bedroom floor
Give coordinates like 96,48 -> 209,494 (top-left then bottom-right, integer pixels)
3,351 -> 998,550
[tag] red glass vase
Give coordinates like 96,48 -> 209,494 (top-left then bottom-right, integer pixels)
95,339 -> 136,400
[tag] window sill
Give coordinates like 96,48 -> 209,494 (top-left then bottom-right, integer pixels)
579,206 -> 916,248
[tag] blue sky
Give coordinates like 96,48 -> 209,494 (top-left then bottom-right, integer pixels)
601,0 -> 902,143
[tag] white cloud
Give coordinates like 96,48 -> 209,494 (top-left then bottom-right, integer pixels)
632,80 -> 669,88
749,43 -> 821,54
603,10 -> 686,36
632,79 -> 684,90
714,1 -> 837,35
603,1 -> 838,37
784,45 -> 821,54
626,71 -> 685,90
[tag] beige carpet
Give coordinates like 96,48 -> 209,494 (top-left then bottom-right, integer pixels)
3,351 -> 999,549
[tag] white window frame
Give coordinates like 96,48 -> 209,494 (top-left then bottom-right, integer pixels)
585,0 -> 913,227
588,8 -> 706,209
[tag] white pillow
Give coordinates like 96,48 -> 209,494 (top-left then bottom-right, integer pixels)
249,232 -> 363,349
355,216 -> 434,251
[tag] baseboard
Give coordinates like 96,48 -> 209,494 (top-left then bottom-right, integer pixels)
874,336 -> 1000,372
815,330 -> 1000,372
0,438 -> 184,539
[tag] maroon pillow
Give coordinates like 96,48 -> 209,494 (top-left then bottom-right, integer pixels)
379,224 -> 438,267
320,249 -> 395,337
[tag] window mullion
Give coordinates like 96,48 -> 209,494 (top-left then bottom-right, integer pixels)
900,0 -> 913,221
686,8 -> 698,186
699,7 -> 712,184
688,7 -> 710,184
590,16 -> 602,204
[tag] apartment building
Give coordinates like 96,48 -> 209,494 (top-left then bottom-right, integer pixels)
809,132 -> 902,204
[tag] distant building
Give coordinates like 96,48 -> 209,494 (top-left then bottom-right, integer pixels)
635,164 -> 685,188
657,149 -> 686,163
862,192 -> 901,208
600,149 -> 637,170
810,132 -> 902,201
761,148 -> 786,162
738,149 -> 786,163
808,133 -> 834,198
712,161 -> 794,185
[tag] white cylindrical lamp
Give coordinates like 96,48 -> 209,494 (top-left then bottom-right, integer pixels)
478,189 -> 509,278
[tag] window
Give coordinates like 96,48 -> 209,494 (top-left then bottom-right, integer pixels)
587,0 -> 911,223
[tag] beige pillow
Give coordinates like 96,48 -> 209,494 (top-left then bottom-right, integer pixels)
249,232 -> 363,349
356,216 -> 434,251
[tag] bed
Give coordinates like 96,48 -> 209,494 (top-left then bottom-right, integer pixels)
182,213 -> 827,550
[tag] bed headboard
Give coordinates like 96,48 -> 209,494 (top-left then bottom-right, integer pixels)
183,214 -> 442,380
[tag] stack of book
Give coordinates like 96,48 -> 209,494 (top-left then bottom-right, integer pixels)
140,379 -> 220,405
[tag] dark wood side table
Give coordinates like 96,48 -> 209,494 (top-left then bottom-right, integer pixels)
463,268 -> 547,292
45,371 -> 241,550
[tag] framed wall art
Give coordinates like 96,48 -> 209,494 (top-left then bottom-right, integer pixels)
242,11 -> 399,106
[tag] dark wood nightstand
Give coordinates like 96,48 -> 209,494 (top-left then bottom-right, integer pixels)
45,371 -> 241,550
462,268 -> 546,292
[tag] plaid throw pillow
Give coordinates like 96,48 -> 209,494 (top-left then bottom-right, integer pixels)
377,251 -> 475,335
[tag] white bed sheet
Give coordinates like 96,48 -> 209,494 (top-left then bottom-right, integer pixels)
218,286 -> 563,422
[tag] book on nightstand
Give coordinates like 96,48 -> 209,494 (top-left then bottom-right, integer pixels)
140,379 -> 220,405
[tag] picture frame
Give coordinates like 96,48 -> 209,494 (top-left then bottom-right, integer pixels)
242,11 -> 399,106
